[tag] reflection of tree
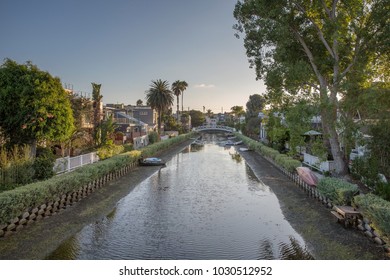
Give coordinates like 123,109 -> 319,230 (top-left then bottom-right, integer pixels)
279,237 -> 314,260
258,239 -> 274,260
229,152 -> 242,163
190,143 -> 204,152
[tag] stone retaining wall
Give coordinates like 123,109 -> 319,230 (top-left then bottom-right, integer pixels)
0,162 -> 138,238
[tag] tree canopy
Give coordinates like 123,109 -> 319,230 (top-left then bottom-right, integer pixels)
145,79 -> 174,134
234,0 -> 389,175
0,59 -> 74,153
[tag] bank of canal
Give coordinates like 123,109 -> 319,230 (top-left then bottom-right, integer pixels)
0,134 -> 386,259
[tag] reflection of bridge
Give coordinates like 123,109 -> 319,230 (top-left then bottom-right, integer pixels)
193,125 -> 236,133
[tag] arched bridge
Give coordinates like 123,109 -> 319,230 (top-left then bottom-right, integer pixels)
193,125 -> 236,133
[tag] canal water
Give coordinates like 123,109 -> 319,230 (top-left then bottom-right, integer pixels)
47,134 -> 313,260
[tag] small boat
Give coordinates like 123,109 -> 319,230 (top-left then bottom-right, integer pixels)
296,167 -> 319,186
225,140 -> 243,146
138,157 -> 166,166
191,140 -> 204,146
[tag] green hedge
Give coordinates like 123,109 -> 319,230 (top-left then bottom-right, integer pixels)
235,133 -> 301,172
354,193 -> 390,241
0,133 -> 193,225
317,177 -> 360,205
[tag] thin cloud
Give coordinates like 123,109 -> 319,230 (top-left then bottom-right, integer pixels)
194,83 -> 215,88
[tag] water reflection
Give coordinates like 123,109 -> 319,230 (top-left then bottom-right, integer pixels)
47,134 -> 313,260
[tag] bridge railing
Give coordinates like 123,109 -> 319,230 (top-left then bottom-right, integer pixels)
193,125 -> 236,132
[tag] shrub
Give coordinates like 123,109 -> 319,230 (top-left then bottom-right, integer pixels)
148,132 -> 159,144
375,182 -> 390,202
354,193 -> 390,241
97,144 -> 125,160
0,132 -> 193,225
33,147 -> 55,180
317,177 -> 359,205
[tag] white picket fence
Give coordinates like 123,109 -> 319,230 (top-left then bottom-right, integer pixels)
303,152 -> 335,173
54,152 -> 99,174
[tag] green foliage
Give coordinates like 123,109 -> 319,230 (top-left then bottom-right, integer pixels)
274,154 -> 301,172
148,131 -> 159,144
354,193 -> 390,240
233,0 -> 388,175
368,119 -> 390,178
375,182 -> 390,202
94,115 -> 118,147
236,133 -> 300,173
0,59 -> 74,147
265,112 -> 289,152
317,177 -> 360,205
145,79 -> 174,134
0,133 -> 193,224
246,94 -> 265,118
350,157 -> 381,190
189,110 -> 205,127
97,144 -> 125,160
0,145 -> 35,191
32,147 -> 55,180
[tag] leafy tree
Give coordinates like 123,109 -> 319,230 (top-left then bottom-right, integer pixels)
231,105 -> 245,117
145,79 -> 174,135
94,115 -> 118,147
245,94 -> 265,118
234,0 -> 389,176
162,114 -> 181,131
264,112 -> 289,151
284,100 -> 318,155
91,82 -> 102,132
136,99 -> 143,106
189,110 -> 206,127
0,59 -> 74,156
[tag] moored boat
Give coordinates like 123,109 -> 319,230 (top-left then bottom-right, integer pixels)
138,157 -> 166,166
296,166 -> 319,186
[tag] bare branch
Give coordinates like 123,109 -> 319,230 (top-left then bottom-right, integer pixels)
293,2 -> 335,59
320,0 -> 331,17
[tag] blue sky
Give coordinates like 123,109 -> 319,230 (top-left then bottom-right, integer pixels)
0,0 -> 265,113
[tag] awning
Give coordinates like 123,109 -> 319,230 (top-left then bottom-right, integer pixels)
303,130 -> 322,136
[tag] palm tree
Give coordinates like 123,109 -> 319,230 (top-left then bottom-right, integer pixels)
146,79 -> 173,135
171,80 -> 182,121
179,80 -> 188,113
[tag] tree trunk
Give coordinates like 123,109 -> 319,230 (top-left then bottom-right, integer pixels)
30,139 -> 37,158
319,84 -> 349,176
157,110 -> 162,136
181,93 -> 184,114
177,95 -> 180,122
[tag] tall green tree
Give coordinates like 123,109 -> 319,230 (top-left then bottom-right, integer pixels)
245,94 -> 266,118
234,0 -> 389,176
179,81 -> 188,113
231,105 -> 245,117
172,80 -> 182,121
91,82 -> 102,129
145,79 -> 174,135
189,110 -> 206,127
0,59 -> 74,156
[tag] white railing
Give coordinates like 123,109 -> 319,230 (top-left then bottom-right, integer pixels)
54,152 -> 99,174
193,125 -> 236,132
303,152 -> 335,173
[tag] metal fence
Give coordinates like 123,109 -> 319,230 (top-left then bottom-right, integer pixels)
53,152 -> 99,174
